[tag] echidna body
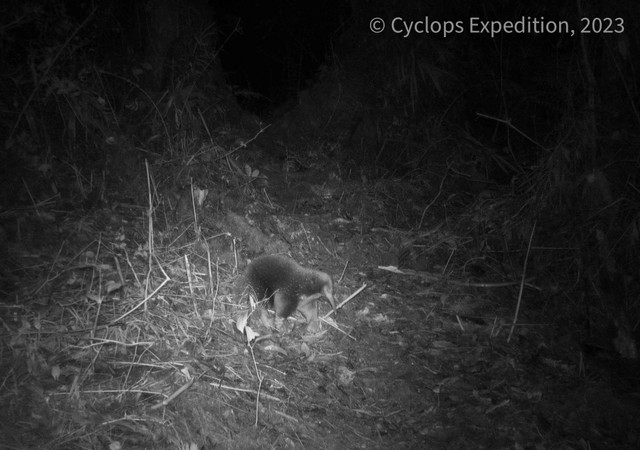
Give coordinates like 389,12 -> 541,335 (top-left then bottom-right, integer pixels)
240,255 -> 335,330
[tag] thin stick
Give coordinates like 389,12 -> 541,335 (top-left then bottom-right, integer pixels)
322,283 -> 367,319
508,220 -> 536,342
248,343 -> 264,427
109,255 -> 170,324
206,251 -> 219,339
145,160 -> 155,315
149,377 -> 195,410
476,113 -> 546,151
418,165 -> 449,229
338,260 -> 349,284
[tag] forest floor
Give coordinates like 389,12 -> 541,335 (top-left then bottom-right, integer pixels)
1,139 -> 639,450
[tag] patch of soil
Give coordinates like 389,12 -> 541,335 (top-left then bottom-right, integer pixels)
1,160 -> 638,450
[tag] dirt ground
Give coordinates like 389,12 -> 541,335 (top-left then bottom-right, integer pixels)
1,156 -> 639,450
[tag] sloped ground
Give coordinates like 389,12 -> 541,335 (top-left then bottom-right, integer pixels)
1,143 -> 639,450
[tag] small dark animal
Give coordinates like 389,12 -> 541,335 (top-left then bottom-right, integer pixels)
240,255 -> 335,332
